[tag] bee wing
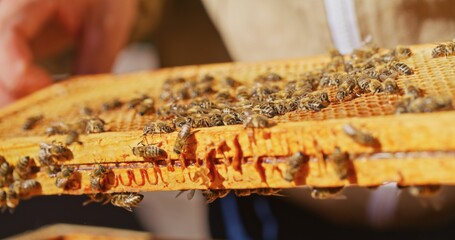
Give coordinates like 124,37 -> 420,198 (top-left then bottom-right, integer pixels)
82,199 -> 94,206
123,207 -> 133,212
330,194 -> 347,200
270,193 -> 285,197
187,189 -> 196,200
175,190 -> 186,198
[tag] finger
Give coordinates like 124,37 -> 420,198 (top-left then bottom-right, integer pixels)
0,0 -> 56,38
0,84 -> 15,107
29,0 -> 91,59
0,0 -> 56,99
74,0 -> 138,74
0,28 -> 53,99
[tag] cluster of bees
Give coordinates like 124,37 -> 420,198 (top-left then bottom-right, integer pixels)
18,105 -> 145,212
11,40 -> 454,208
0,155 -> 41,212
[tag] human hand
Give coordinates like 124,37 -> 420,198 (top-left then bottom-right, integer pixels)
0,0 -> 138,106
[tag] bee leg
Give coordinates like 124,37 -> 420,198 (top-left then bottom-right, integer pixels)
138,136 -> 149,146
179,155 -> 187,169
102,197 -> 111,205
82,200 -> 91,206
123,207 -> 133,212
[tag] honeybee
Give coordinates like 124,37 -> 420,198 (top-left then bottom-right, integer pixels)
243,113 -> 272,128
234,189 -> 254,197
254,103 -> 276,118
284,152 -> 308,182
396,46 -> 412,58
85,117 -> 105,133
404,83 -> 422,99
329,147 -> 350,180
443,41 -> 454,56
235,86 -> 250,101
222,113 -> 239,126
173,119 -> 193,155
0,189 -> 6,212
128,94 -> 150,109
408,185 -> 441,197
383,79 -> 399,94
173,117 -> 191,129
191,98 -> 215,110
364,69 -> 380,79
174,86 -> 191,101
310,91 -> 330,106
394,97 -> 412,114
336,83 -> 354,102
432,43 -> 447,58
193,114 -> 211,128
284,98 -> 299,112
110,193 -> 144,212
66,131 -> 82,146
407,96 -> 453,113
13,156 -> 37,180
23,115 -> 43,130
101,99 -> 123,112
328,73 -> 345,87
143,121 -> 175,136
191,83 -> 214,98
83,193 -> 112,206
160,88 -> 173,101
343,124 -> 379,147
380,50 -> 397,63
222,76 -> 241,88
251,84 -> 274,102
136,98 -> 155,116
272,100 -> 287,116
55,166 -> 79,190
208,113 -> 224,127
199,74 -> 215,83
0,161 -> 14,187
390,61 -> 413,75
45,165 -> 61,177
368,79 -> 383,93
80,106 -> 94,116
256,72 -> 282,82
45,122 -> 70,136
6,189 -> 19,210
296,80 -> 314,92
39,141 -> 73,161
15,179 -> 41,198
299,98 -> 325,112
132,144 -> 167,159
358,77 -> 371,93
214,90 -> 232,101
90,164 -> 109,191
202,189 -> 231,203
256,188 -> 283,196
378,68 -> 399,81
311,187 -> 345,199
